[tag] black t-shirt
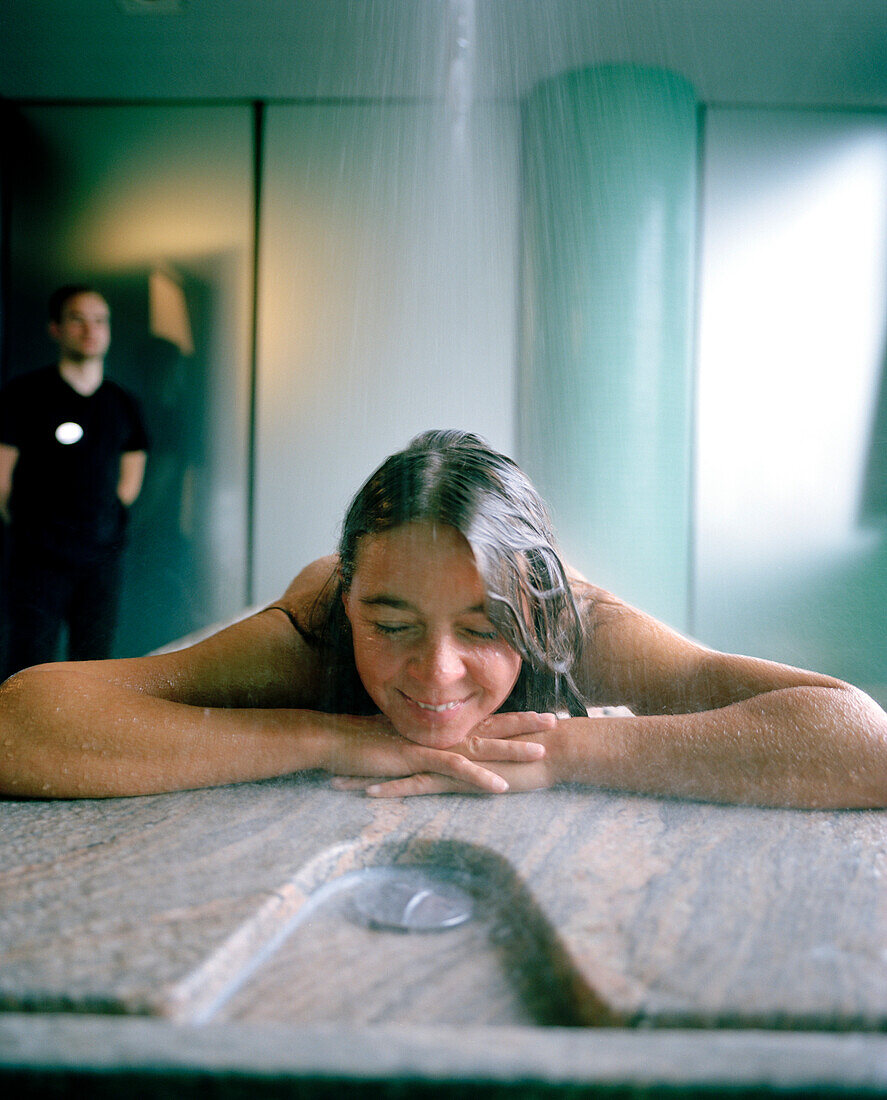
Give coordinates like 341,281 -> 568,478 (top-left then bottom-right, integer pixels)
0,366 -> 149,563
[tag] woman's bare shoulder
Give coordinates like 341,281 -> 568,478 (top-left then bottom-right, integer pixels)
274,555 -> 340,621
141,558 -> 340,708
565,562 -> 846,715
565,565 -> 628,628
565,562 -> 727,712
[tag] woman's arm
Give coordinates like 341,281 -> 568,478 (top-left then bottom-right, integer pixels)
0,600 -> 320,797
0,662 -> 529,799
349,682 -> 887,808
561,587 -> 887,807
543,683 -> 886,809
0,559 -> 542,799
351,585 -> 887,807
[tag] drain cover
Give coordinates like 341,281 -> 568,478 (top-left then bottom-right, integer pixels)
350,870 -> 474,932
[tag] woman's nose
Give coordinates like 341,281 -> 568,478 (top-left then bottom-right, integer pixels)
409,635 -> 465,683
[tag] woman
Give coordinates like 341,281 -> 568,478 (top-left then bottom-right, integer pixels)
1,430 -> 885,806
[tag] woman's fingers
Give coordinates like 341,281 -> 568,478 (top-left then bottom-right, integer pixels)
330,776 -> 376,790
330,753 -> 510,795
324,713 -> 560,796
334,772 -> 477,798
423,741 -> 554,794
461,736 -> 546,762
434,751 -> 510,792
459,711 -> 557,763
325,724 -> 510,792
368,773 -> 470,797
331,749 -> 552,797
473,711 -> 558,739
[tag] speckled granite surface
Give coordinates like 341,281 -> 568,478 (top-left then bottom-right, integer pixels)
1,774 -> 886,1091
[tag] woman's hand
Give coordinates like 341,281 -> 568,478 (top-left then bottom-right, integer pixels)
329,711 -> 558,797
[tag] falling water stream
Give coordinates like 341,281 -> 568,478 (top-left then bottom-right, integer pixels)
3,0 -> 887,1051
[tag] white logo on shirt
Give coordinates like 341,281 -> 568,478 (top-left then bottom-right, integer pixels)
55,422 -> 84,445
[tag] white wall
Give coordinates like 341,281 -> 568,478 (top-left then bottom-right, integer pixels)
254,101 -> 520,599
695,108 -> 887,696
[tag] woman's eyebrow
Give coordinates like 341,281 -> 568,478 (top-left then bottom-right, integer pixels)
359,595 -> 488,615
359,595 -> 416,611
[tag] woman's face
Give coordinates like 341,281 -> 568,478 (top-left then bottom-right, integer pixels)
343,521 -> 522,748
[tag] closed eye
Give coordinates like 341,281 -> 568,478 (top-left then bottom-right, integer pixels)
372,622 -> 413,636
462,626 -> 499,640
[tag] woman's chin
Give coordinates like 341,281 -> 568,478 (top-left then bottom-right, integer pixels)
378,691 -> 486,750
394,723 -> 470,750
383,710 -> 475,750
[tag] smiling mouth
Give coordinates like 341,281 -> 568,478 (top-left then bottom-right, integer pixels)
400,692 -> 466,714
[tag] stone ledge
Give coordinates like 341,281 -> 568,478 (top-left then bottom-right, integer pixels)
2,1016 -> 887,1096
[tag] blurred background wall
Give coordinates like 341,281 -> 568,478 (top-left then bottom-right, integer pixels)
1,1 -> 885,701
3,105 -> 254,654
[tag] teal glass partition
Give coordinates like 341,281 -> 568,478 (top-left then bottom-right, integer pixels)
4,104 -> 254,656
519,66 -> 698,630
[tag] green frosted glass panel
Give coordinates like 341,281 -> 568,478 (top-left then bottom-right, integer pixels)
519,66 -> 698,630
5,105 -> 253,655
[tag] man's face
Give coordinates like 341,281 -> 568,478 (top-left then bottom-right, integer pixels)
49,292 -> 111,363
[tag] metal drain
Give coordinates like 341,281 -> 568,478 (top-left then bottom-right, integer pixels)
350,868 -> 474,933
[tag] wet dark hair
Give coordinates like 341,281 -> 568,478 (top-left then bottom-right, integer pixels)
48,285 -> 108,324
304,429 -> 589,717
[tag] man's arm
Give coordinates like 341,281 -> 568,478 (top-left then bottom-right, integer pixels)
117,449 -> 147,507
0,443 -> 19,523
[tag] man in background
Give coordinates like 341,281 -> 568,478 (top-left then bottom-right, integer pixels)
0,285 -> 149,675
